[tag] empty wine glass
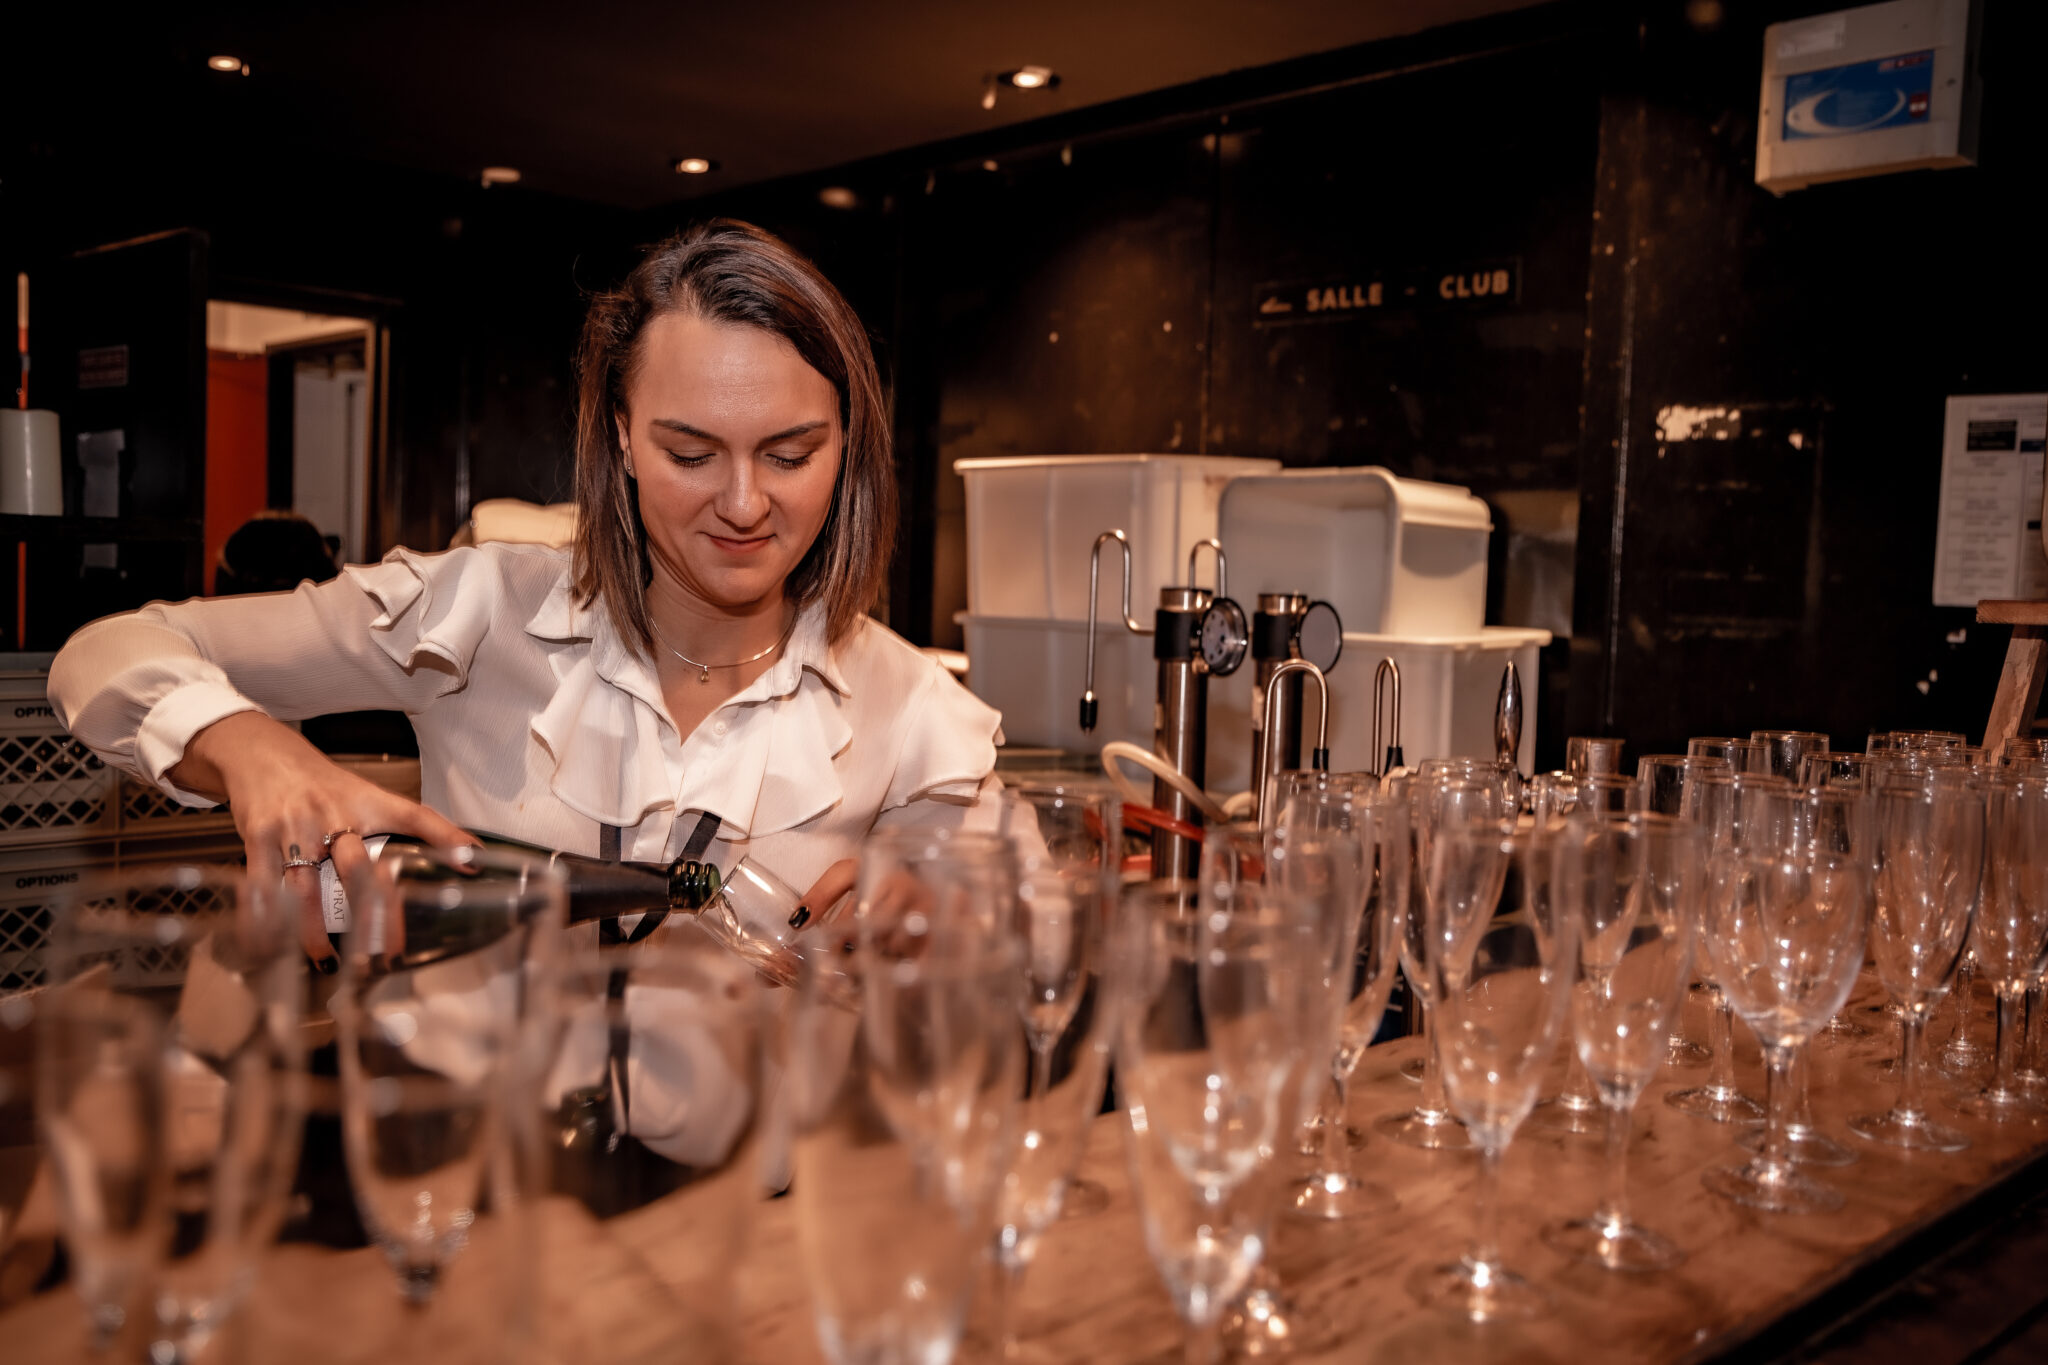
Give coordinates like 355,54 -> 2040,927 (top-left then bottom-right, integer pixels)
520,934 -> 766,1363
1752,729 -> 1830,782
1412,818 -> 1578,1321
1847,767 -> 1984,1153
1567,736 -> 1626,778
335,844 -> 564,1305
1692,736 -> 1773,775
1544,813 -> 1704,1271
40,864 -> 305,1360
1704,786 -> 1873,1213
1634,756 -> 1714,1070
790,882 -> 1025,1365
1665,765 -> 1768,1125
1954,774 -> 2048,1117
983,784 -> 1118,1358
1288,777 -> 1405,1220
1116,881 -> 1312,1364
1379,776 -> 1500,1151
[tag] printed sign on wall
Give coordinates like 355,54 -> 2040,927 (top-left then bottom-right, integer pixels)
1254,259 -> 1520,327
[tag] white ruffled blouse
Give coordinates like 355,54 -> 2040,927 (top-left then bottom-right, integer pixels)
48,542 -> 1005,893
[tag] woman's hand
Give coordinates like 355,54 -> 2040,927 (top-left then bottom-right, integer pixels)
171,711 -> 476,970
797,859 -> 859,932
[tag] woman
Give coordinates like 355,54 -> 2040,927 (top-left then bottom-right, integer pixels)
49,219 -> 1002,969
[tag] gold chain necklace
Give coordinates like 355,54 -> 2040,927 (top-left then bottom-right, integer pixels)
648,613 -> 797,683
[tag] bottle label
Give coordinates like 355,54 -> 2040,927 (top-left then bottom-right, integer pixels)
319,834 -> 393,933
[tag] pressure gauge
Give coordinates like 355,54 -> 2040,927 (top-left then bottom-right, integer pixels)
1196,598 -> 1249,676
1295,600 -> 1344,674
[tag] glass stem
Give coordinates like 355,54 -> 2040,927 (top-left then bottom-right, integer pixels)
1319,1074 -> 1352,1181
1761,1044 -> 1795,1174
1185,1321 -> 1222,1365
1950,960 -> 1976,1049
1418,1000 -> 1449,1117
2025,982 -> 2046,1078
1561,1050 -> 1597,1107
1786,1043 -> 1816,1134
1029,1039 -> 1055,1104
1470,1143 -> 1504,1271
1597,1101 -> 1633,1232
1897,1014 -> 1928,1120
1992,986 -> 2022,1098
1707,993 -> 1737,1097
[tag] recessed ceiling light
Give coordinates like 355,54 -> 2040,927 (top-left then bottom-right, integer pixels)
480,166 -> 521,187
818,186 -> 859,210
208,55 -> 249,75
1002,66 -> 1058,90
674,157 -> 718,175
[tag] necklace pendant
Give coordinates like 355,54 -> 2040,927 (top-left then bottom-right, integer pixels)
698,667 -> 711,684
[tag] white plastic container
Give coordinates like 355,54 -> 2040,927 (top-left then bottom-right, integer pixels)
1207,627 -> 1549,792
1217,467 -> 1493,637
955,455 -> 1280,621
958,614 -> 1550,796
957,614 -> 1158,755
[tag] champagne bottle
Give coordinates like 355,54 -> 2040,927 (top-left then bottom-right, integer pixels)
319,831 -> 722,933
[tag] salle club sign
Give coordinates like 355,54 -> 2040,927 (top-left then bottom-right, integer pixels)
1254,259 -> 1520,327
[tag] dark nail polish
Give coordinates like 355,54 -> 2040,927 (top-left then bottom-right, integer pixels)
788,904 -> 811,930
318,954 -> 340,976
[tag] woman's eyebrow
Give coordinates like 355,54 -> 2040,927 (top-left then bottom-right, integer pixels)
648,418 -> 829,444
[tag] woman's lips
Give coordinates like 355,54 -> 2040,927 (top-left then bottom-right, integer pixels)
706,533 -> 774,555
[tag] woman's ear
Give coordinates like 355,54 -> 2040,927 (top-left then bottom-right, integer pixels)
615,413 -> 635,478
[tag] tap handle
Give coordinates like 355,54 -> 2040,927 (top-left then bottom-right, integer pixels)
1495,661 -> 1524,775
1080,692 -> 1099,734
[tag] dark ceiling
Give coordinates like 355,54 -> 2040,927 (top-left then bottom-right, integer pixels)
16,1 -> 1549,210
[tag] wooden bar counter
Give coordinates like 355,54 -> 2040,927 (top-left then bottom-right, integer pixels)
4,977 -> 2045,1363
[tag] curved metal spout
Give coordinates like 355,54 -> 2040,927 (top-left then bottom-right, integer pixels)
1185,537 -> 1227,600
1258,657 -> 1328,828
1081,529 -> 1152,732
1373,657 -> 1402,775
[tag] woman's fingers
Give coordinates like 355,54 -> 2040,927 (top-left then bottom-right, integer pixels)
279,837 -> 331,970
798,859 -> 860,931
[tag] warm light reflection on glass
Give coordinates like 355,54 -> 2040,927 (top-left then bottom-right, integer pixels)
675,157 -> 716,175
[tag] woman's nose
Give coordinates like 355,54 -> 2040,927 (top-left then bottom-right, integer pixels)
715,457 -> 766,527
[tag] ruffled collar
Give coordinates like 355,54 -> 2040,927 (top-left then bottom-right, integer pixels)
520,573 -> 853,841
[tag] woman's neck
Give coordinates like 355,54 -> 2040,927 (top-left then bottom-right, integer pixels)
643,580 -> 792,665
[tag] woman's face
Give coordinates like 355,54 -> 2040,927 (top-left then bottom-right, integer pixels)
618,311 -> 843,617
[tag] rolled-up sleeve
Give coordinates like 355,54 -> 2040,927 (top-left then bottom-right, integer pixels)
49,548 -> 495,803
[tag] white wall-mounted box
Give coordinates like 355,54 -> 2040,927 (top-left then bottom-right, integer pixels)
1756,0 -> 1980,194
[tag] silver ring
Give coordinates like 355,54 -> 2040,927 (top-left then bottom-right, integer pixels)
322,827 -> 359,851
282,857 -> 323,870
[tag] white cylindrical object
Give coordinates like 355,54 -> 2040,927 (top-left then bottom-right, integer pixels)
0,408 -> 62,515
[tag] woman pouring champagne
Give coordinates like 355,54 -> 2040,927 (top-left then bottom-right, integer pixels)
49,219 -> 1004,969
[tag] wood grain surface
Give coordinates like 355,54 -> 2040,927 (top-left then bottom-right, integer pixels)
2,975 -> 2044,1364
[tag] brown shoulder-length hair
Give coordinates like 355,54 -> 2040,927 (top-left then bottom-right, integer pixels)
570,219 -> 895,650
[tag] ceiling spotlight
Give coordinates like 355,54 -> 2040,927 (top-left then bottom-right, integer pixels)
480,166 -> 521,187
818,186 -> 859,210
674,156 -> 718,175
1001,66 -> 1059,91
208,54 -> 249,75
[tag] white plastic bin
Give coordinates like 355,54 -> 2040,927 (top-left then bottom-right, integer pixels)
958,614 -> 1157,755
955,455 -> 1280,621
1217,468 -> 1493,637
1207,627 -> 1550,792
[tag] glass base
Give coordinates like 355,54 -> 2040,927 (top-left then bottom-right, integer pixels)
1288,1170 -> 1399,1221
1952,1084 -> 2047,1121
1375,1108 -> 1471,1151
1664,1084 -> 1766,1124
1058,1177 -> 1111,1221
1221,1275 -> 1339,1358
1409,1256 -> 1552,1323
1541,1215 -> 1686,1273
1737,1125 -> 1857,1168
1936,1040 -> 1991,1079
1398,1055 -> 1425,1083
1702,1158 -> 1844,1214
1820,1013 -> 1871,1041
1665,1036 -> 1711,1069
1846,1107 -> 1971,1153
1525,1096 -> 1604,1137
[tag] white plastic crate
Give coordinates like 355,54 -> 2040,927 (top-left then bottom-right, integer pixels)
1207,627 -> 1549,791
959,614 -> 1158,756
0,673 -> 115,849
0,839 -> 118,994
955,455 -> 1280,621
116,774 -> 234,839
1217,468 -> 1493,637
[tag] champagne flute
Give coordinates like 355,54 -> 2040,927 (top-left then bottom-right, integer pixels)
41,864 -> 305,1360
1665,764 -> 1768,1124
335,844 -> 563,1304
1566,736 -> 1626,778
1116,881 -> 1310,1365
1954,773 -> 2048,1117
1412,818 -> 1578,1321
1544,813 -> 1704,1271
790,875 -> 1025,1365
982,784 -> 1118,1358
1847,767 -> 1984,1152
1635,755 -> 1715,1069
1704,786 -> 1873,1212
1751,729 -> 1830,782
